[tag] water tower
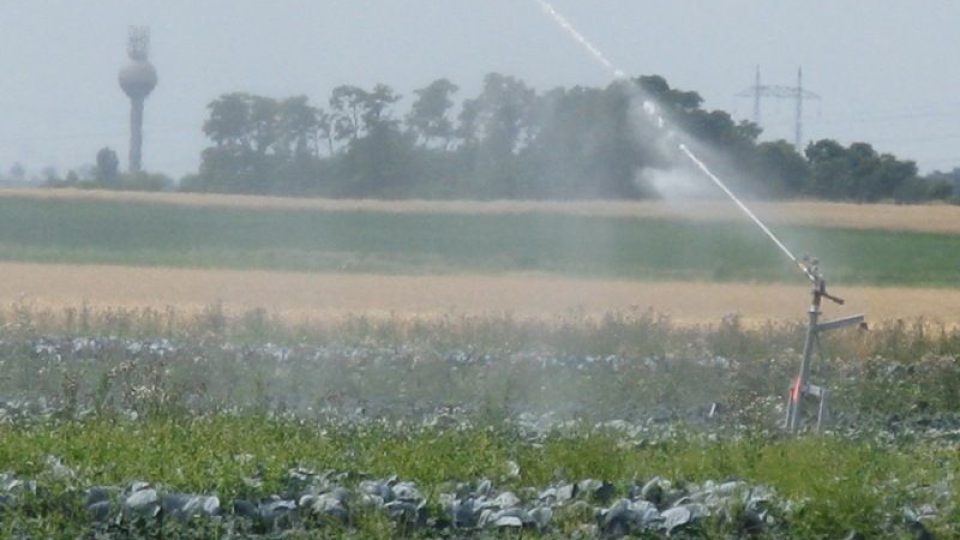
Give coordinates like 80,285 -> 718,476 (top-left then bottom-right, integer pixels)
118,26 -> 158,173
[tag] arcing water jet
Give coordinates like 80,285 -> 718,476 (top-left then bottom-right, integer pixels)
532,0 -> 626,80
677,144 -> 814,282
531,0 -> 803,280
530,0 -> 865,432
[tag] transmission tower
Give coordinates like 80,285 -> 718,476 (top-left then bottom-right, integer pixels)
737,67 -> 820,151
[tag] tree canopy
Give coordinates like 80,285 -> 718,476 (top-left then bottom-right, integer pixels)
170,74 -> 954,202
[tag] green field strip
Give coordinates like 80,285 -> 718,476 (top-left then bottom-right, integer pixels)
0,196 -> 957,287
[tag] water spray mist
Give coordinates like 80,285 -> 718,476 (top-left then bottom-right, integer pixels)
532,0 -> 802,280
677,145 -> 814,282
531,0 -> 865,433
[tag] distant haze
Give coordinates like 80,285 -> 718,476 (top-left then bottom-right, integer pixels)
1,1 -> 958,178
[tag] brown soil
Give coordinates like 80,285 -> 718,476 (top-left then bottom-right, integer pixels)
4,188 -> 960,234
1,262 -> 956,326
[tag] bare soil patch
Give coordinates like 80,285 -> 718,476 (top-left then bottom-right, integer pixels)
3,188 -> 960,234
1,262 -> 955,326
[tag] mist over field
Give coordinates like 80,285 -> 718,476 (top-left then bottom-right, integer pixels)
0,1 -> 958,538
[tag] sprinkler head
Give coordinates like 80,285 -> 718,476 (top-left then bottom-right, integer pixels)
800,254 -> 821,277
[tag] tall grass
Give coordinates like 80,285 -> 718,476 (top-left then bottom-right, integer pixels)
3,302 -> 959,360
1,304 -> 959,429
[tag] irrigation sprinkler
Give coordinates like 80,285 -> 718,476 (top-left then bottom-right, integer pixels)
681,143 -> 867,432
531,0 -> 868,433
784,256 -> 865,433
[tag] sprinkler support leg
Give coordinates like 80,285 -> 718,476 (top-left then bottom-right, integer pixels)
785,267 -> 863,434
787,290 -> 822,432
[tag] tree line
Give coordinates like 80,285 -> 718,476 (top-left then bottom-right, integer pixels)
51,73 -> 960,202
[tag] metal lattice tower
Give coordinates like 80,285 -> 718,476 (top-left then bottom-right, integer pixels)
737,67 -> 820,151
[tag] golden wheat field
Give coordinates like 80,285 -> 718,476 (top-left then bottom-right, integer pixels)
1,262 -> 957,326
5,187 -> 960,234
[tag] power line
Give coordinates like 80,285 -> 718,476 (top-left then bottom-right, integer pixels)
736,66 -> 820,150
761,108 -> 960,129
869,132 -> 960,145
924,157 -> 960,168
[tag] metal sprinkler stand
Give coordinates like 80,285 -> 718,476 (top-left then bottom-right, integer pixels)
784,257 -> 865,433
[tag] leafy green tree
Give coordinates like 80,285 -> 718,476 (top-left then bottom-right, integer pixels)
277,96 -> 321,159
248,96 -> 280,157
630,76 -> 766,198
407,78 -> 459,148
524,81 -> 656,198
521,85 -> 601,197
805,139 -> 849,198
337,84 -> 412,196
457,73 -> 537,197
361,84 -> 402,132
200,93 -> 278,193
182,74 -> 945,203
8,163 -> 25,183
95,147 -> 120,187
41,166 -> 60,184
203,92 -> 254,149
596,81 -> 662,198
806,140 -> 919,201
923,168 -> 959,200
875,154 -> 919,202
316,108 -> 336,157
636,75 -> 703,111
120,171 -> 174,192
329,85 -> 368,145
471,73 -> 537,154
751,140 -> 809,197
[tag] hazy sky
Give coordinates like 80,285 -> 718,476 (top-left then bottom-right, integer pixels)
2,1 -> 959,179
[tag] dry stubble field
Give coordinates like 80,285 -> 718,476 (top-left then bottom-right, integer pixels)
2,262 -> 959,326
2,188 -> 958,326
